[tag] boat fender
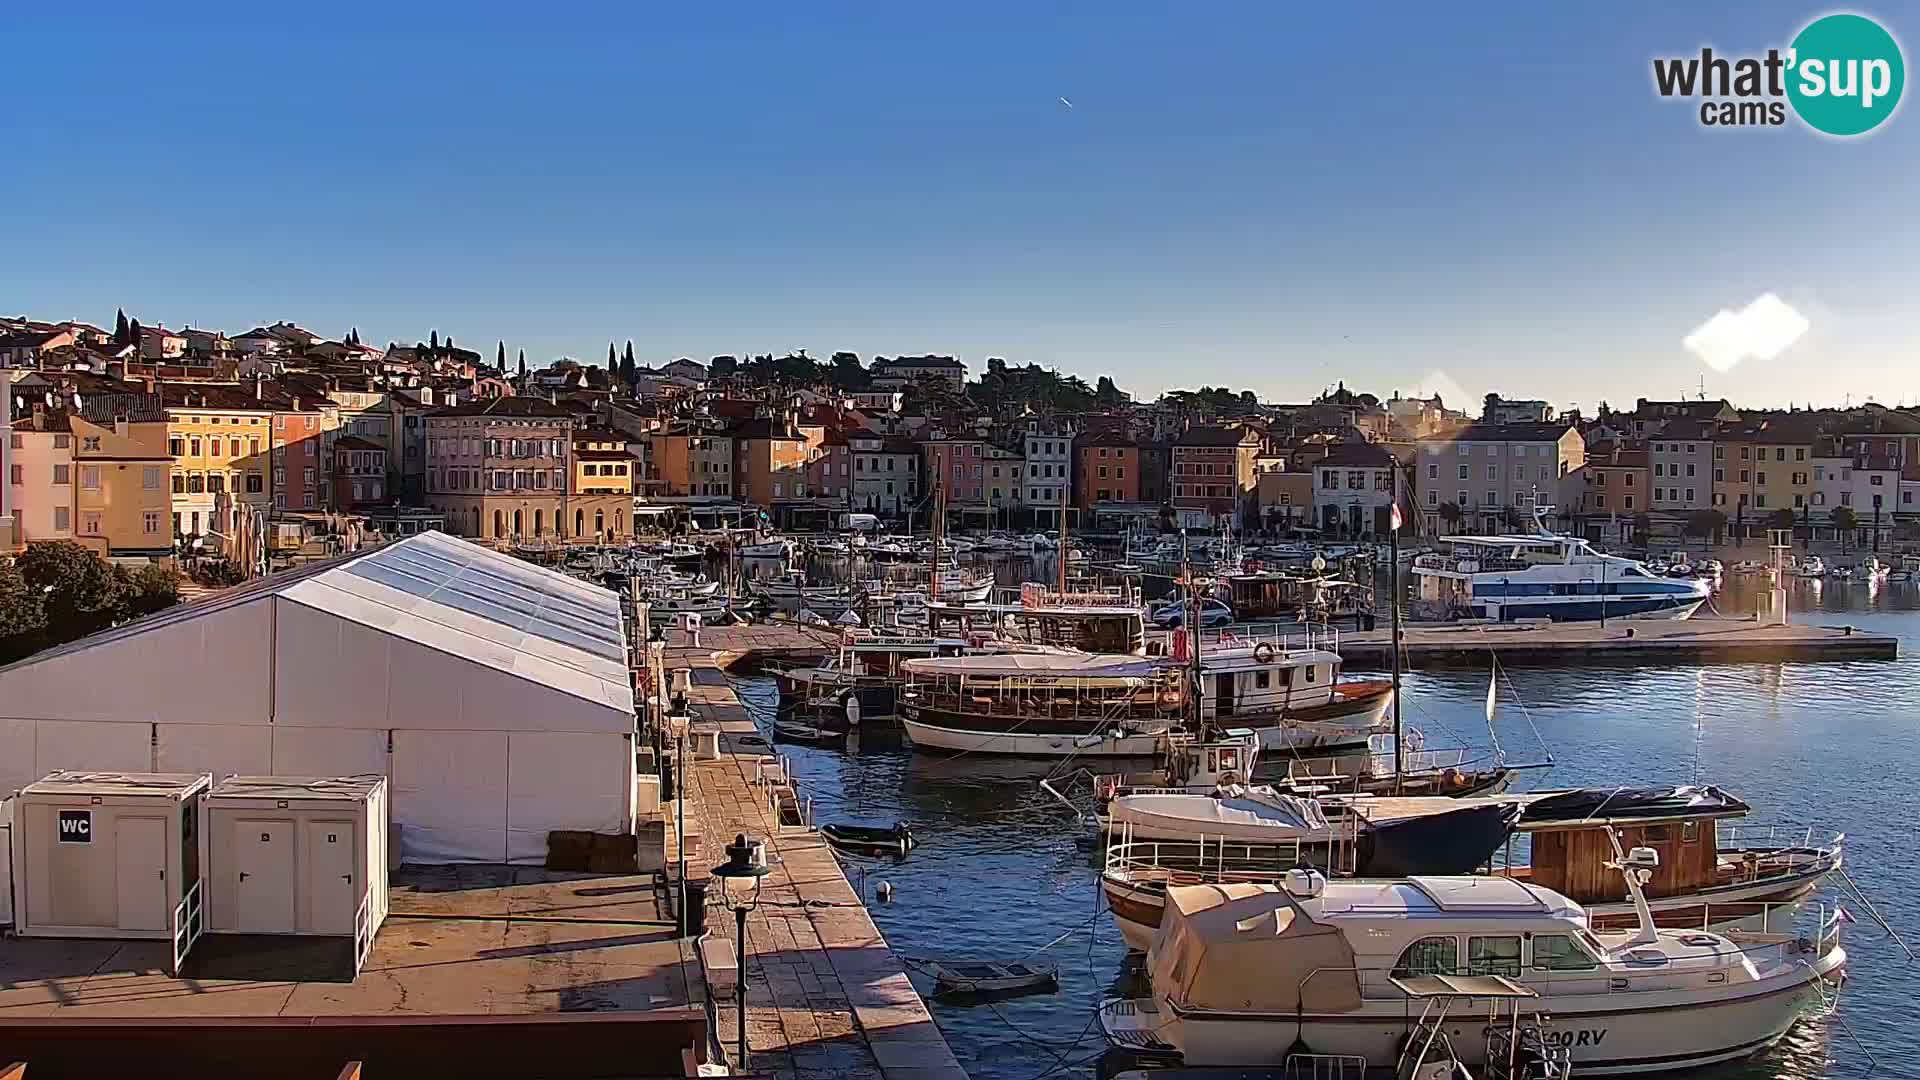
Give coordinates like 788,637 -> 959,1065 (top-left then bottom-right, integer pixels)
876,881 -> 895,903
1253,642 -> 1276,664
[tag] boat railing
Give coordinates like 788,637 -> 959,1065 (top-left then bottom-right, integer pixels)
1103,836 -> 1321,883
1194,621 -> 1343,655
1282,1052 -> 1371,1080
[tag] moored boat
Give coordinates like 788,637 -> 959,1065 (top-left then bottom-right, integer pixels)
1100,851 -> 1849,1074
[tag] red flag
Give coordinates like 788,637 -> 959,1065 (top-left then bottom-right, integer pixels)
1390,503 -> 1403,532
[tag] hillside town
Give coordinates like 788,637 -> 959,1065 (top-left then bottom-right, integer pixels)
6,311 -> 1916,579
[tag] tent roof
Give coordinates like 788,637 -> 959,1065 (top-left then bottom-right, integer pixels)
0,532 -> 633,717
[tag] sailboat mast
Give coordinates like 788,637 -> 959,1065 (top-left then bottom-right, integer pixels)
1390,462 -> 1405,792
1057,479 -> 1069,595
931,465 -> 944,602
1185,530 -> 1205,736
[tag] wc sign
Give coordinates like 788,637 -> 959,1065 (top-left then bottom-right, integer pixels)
57,809 -> 93,843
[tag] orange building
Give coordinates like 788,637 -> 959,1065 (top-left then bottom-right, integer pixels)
733,416 -> 810,503
1075,432 -> 1139,509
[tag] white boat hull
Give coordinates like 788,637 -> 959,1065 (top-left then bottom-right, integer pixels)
900,717 -> 1168,757
1157,957 -> 1837,1074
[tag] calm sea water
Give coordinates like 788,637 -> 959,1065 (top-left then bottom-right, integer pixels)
727,563 -> 1917,1080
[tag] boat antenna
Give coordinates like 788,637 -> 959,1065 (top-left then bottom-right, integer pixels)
1390,462 -> 1404,791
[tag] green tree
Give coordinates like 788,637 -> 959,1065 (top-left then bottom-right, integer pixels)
127,318 -> 143,349
0,560 -> 49,663
1831,506 -> 1858,552
1632,512 -> 1653,547
118,563 -> 182,619
1684,509 -> 1727,548
16,541 -> 129,643
608,342 -> 617,369
710,355 -> 739,378
621,341 -> 637,387
113,308 -> 130,344
828,351 -> 869,390
1438,501 -> 1462,534
1764,508 -> 1797,544
518,349 -> 527,379
429,329 -> 439,351
497,341 -> 506,370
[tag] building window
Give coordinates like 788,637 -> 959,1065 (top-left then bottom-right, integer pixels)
80,466 -> 101,490
54,506 -> 69,531
82,512 -> 102,535
144,466 -> 163,490
144,511 -> 163,534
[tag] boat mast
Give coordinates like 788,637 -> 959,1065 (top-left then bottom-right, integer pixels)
1390,463 -> 1405,792
1057,479 -> 1069,595
1184,529 -> 1205,737
931,465 -> 944,603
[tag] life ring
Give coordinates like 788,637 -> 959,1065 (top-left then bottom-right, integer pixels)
1253,642 -> 1277,664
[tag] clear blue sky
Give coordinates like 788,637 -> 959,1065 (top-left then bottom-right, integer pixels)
5,3 -> 1915,410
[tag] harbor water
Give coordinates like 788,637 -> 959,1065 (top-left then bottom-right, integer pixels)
727,566 -> 1915,1080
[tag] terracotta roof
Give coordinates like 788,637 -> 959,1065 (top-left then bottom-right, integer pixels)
333,435 -> 386,452
430,396 -> 576,419
1437,422 -> 1577,443
1175,425 -> 1257,448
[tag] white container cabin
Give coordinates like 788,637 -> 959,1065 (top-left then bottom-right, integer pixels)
7,771 -> 211,972
202,774 -> 390,974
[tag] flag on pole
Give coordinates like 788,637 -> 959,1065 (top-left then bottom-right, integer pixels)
1390,502 -> 1403,532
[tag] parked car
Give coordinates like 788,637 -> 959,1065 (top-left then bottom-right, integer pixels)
1150,597 -> 1234,629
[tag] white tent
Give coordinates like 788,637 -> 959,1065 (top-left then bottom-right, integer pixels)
0,532 -> 636,864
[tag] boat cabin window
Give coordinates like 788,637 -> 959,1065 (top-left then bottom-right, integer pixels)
1278,668 -> 1292,687
1254,669 -> 1270,689
1530,934 -> 1600,972
1681,820 -> 1700,844
1467,935 -> 1522,977
1305,665 -> 1318,684
1643,825 -> 1670,842
1391,936 -> 1458,978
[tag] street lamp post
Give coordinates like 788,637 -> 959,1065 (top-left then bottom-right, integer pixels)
711,834 -> 771,1073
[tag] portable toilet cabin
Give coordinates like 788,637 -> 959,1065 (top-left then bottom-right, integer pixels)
8,771 -> 212,973
201,775 -> 390,976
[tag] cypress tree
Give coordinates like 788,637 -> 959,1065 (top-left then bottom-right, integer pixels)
518,349 -> 527,379
430,330 -> 439,351
608,342 -> 617,368
114,308 -> 129,343
497,340 -> 506,369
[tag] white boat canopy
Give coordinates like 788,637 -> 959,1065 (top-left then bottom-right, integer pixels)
902,652 -> 1167,680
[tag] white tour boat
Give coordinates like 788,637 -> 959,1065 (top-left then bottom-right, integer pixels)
1414,526 -> 1708,622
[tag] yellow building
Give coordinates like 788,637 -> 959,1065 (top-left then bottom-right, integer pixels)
162,386 -> 273,544
571,426 -> 634,541
70,401 -> 173,559
1710,419 -> 1818,536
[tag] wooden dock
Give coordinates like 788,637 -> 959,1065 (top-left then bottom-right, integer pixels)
1333,615 -> 1898,667
658,625 -> 967,1080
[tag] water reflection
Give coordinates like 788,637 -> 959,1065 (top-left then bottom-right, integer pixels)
724,567 -> 1918,1080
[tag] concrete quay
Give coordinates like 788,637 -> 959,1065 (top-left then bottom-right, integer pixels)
1333,615 -> 1898,667
657,624 -> 966,1080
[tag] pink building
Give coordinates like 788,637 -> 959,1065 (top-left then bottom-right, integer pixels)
922,436 -> 987,505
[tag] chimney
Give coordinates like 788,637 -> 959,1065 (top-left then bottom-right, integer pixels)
254,375 -> 264,401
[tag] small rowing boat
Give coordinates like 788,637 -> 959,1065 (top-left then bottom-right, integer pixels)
924,959 -> 1059,996
820,821 -> 916,856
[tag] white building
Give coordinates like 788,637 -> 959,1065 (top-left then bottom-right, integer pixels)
1647,421 -> 1713,515
1024,420 -> 1074,507
1311,442 -> 1400,536
0,532 -> 637,865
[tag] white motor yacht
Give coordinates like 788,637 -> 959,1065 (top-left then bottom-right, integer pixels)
1102,844 -> 1848,1075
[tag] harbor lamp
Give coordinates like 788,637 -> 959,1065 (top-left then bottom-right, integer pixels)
711,834 -> 772,1071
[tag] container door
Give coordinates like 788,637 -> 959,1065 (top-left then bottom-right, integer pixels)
306,820 -> 357,935
235,819 -> 296,933
115,817 -> 168,932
